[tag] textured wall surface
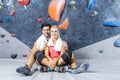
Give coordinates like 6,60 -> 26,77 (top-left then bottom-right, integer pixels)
0,0 -> 120,51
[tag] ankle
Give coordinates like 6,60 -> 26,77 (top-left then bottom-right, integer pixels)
25,64 -> 31,69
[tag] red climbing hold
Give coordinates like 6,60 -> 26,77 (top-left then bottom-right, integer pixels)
18,0 -> 30,6
10,34 -> 16,37
10,11 -> 16,16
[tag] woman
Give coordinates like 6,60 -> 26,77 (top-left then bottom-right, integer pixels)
44,25 -> 68,71
38,25 -> 89,73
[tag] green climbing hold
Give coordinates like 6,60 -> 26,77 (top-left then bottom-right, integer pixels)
70,0 -> 76,7
0,5 -> 2,9
111,0 -> 116,2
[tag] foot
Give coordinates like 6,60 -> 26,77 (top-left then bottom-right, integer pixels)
38,66 -> 51,72
56,66 -> 68,73
16,65 -> 32,76
71,63 -> 89,74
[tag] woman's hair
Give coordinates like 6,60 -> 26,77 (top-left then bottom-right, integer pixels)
51,25 -> 59,29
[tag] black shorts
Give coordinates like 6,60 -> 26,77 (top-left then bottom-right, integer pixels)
34,50 -> 46,65
61,51 -> 72,65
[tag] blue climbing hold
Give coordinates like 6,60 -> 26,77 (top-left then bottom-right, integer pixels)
4,17 -> 10,22
88,0 -> 97,10
32,1 -> 37,5
103,20 -> 120,27
114,39 -> 120,47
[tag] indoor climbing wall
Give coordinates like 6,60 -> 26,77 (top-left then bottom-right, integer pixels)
0,0 -> 120,52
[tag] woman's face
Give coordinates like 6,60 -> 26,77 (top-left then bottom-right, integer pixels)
51,27 -> 59,39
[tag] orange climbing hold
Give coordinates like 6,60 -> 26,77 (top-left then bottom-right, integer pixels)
48,0 -> 66,22
59,18 -> 69,30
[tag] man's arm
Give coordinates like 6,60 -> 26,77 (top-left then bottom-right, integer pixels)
29,41 -> 38,56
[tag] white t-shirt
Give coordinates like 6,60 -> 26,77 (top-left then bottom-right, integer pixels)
36,34 -> 47,50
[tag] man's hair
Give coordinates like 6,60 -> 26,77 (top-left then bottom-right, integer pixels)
41,23 -> 51,30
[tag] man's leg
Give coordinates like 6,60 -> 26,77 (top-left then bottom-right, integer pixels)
26,47 -> 38,68
57,51 -> 72,66
53,51 -> 72,73
35,51 -> 50,67
35,51 -> 54,72
57,52 -> 89,74
16,49 -> 39,76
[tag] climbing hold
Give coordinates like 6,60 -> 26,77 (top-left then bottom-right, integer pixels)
70,0 -> 76,7
6,40 -> 9,43
111,0 -> 116,2
0,5 -> 2,9
10,11 -> 16,16
92,11 -> 99,16
4,17 -> 10,22
22,54 -> 27,57
48,0 -> 66,22
47,17 -> 51,21
11,4 -> 14,8
88,0 -> 97,10
0,0 -> 3,8
10,34 -> 16,37
59,18 -> 69,30
11,54 -> 17,59
31,1 -> 37,5
18,0 -> 30,6
0,34 -> 5,38
99,50 -> 103,54
6,0 -> 13,6
37,17 -> 43,22
114,39 -> 120,47
103,19 -> 120,27
18,0 -> 30,9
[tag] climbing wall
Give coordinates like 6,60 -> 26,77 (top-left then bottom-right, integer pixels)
0,27 -> 30,59
0,0 -> 120,52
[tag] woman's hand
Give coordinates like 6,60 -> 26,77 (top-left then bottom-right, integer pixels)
48,59 -> 55,70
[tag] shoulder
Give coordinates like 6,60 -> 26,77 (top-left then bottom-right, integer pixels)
37,35 -> 43,41
62,40 -> 67,44
62,40 -> 68,50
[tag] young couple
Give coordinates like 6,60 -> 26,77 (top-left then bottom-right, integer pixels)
16,23 -> 89,75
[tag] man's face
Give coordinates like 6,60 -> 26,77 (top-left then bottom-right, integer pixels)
42,26 -> 51,37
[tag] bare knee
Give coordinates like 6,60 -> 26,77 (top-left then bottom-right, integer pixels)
57,58 -> 66,66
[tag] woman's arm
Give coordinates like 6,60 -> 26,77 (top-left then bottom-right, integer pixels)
52,40 -> 67,65
45,46 -> 56,70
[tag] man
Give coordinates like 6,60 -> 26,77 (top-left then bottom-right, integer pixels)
16,23 -> 52,75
